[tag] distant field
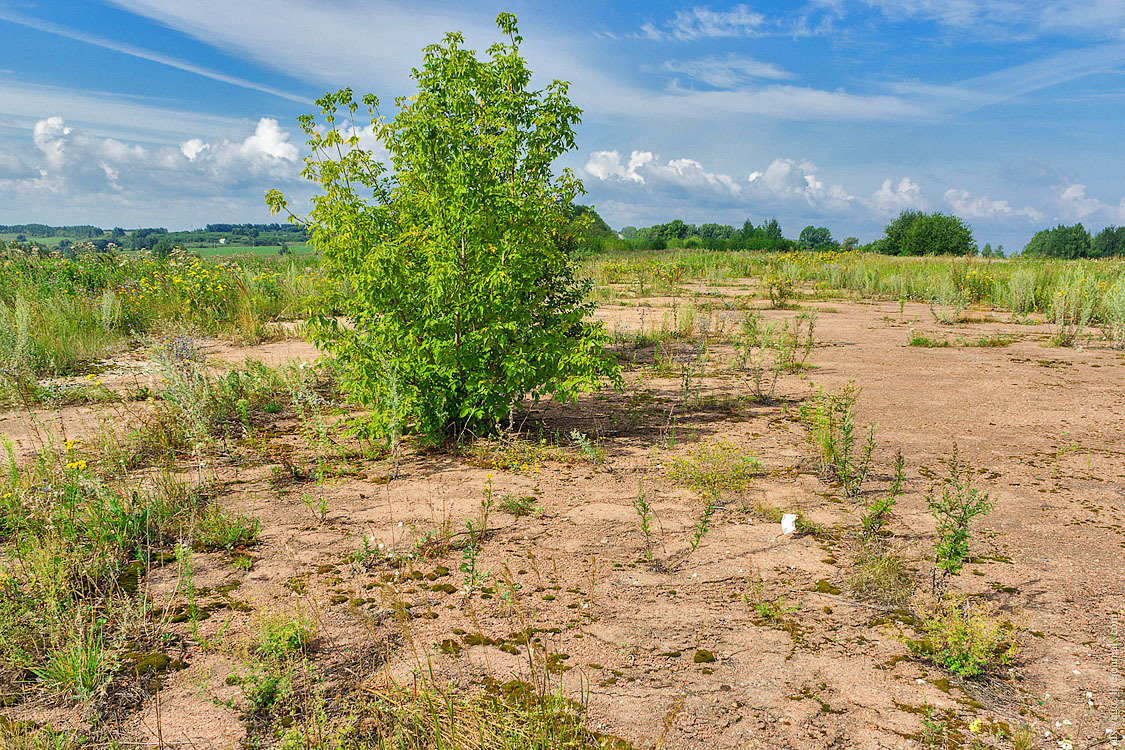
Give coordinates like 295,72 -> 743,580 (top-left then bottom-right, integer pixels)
191,242 -> 314,256
1,234 -> 315,256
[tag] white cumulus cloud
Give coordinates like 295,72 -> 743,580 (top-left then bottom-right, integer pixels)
944,188 -> 1044,222
870,177 -> 927,213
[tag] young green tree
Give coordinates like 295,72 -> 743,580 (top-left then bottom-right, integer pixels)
267,13 -> 619,443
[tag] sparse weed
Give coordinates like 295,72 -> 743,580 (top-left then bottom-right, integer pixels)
925,444 -> 992,577
799,381 -> 876,499
860,450 -> 904,539
569,429 -> 605,464
498,492 -> 539,517
632,481 -> 656,561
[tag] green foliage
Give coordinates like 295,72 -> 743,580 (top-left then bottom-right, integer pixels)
882,210 -> 977,256
799,381 -> 876,499
1024,223 -> 1093,259
925,445 -> 992,576
798,225 -> 835,249
0,445 -> 208,704
666,439 -> 761,499
908,333 -> 950,347
30,626 -> 113,700
269,14 -> 619,443
1049,270 -> 1099,346
195,507 -> 261,551
256,615 -> 315,659
913,596 -> 1019,677
1092,225 -> 1125,258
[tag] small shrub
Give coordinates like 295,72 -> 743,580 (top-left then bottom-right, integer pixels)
912,595 -> 1019,677
767,275 -> 796,308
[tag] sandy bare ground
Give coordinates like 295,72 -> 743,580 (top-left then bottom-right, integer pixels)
3,292 -> 1123,749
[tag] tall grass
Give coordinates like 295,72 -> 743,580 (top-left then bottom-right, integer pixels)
0,441 -> 204,703
0,246 -> 327,382
585,248 -> 1125,335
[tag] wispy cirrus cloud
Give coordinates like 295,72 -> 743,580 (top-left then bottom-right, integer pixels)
856,0 -> 1125,42
640,4 -> 768,41
661,54 -> 796,88
0,7 -> 312,104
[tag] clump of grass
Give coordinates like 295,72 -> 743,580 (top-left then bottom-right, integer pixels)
849,548 -> 914,606
666,439 -> 761,499
275,680 -> 619,750
909,333 -> 951,348
967,333 -> 1011,347
911,595 -> 1019,677
195,506 -> 261,551
29,626 -> 114,701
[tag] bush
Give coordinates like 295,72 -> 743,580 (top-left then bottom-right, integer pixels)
268,15 -> 619,443
882,210 -> 977,256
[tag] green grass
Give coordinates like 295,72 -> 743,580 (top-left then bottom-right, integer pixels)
191,242 -> 315,256
0,247 -> 329,395
909,334 -> 951,348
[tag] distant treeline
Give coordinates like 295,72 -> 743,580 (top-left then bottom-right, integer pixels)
0,224 -> 106,239
1,223 -> 311,252
1023,224 -> 1125,259
617,211 -> 1125,259
618,218 -> 796,252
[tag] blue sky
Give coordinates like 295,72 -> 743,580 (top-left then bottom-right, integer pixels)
1,0 -> 1124,249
